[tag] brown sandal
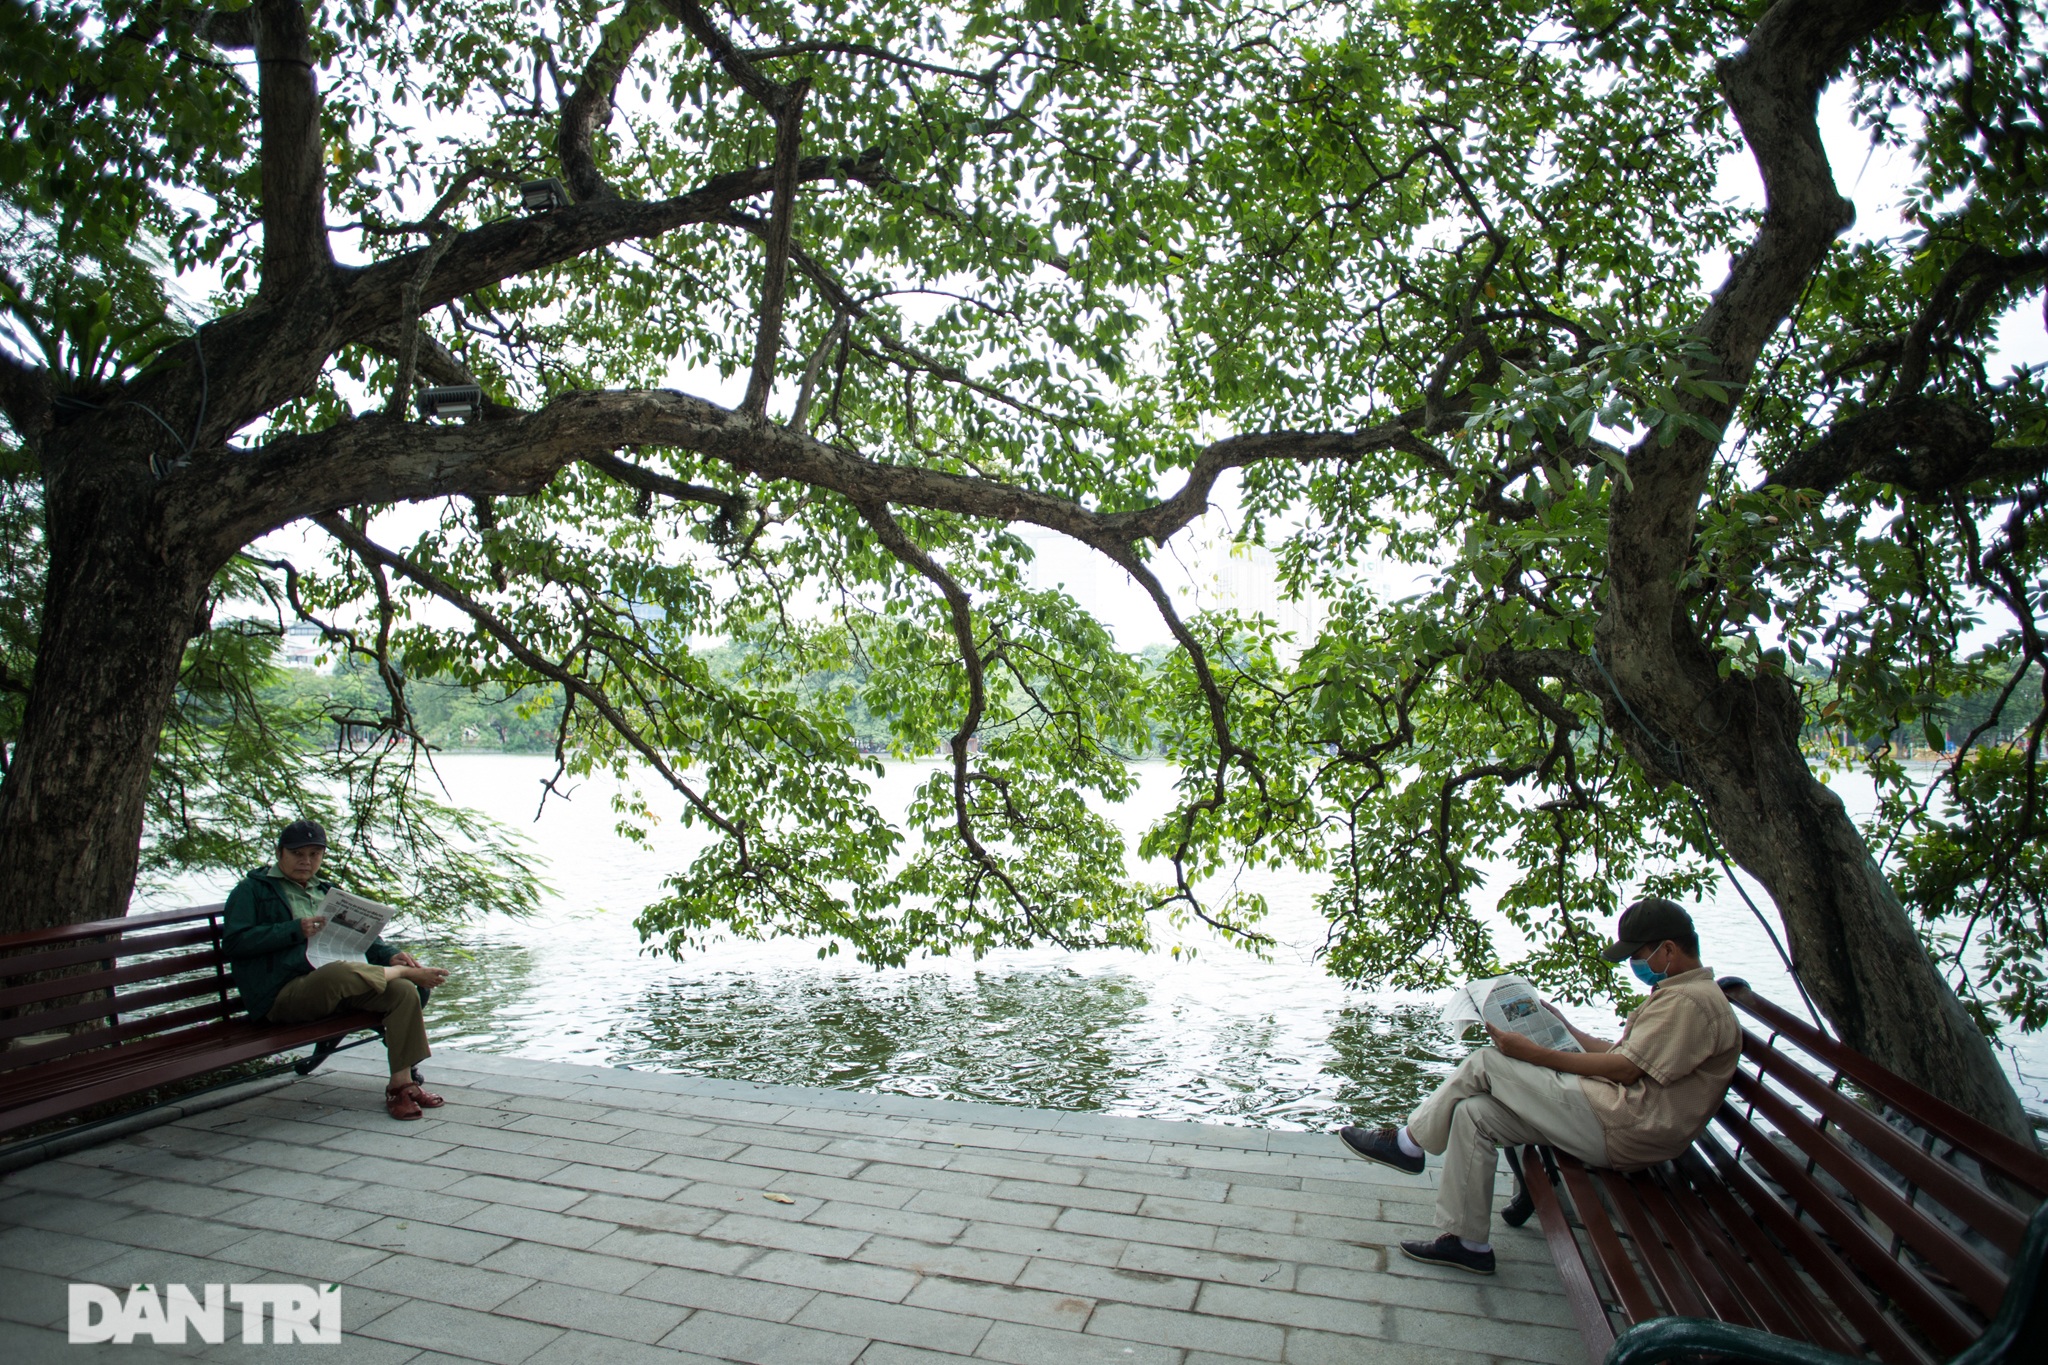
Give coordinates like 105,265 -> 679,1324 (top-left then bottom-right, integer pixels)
384,1084 -> 423,1121
404,1082 -> 445,1109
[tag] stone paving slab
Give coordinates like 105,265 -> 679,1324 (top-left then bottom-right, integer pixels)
0,1047 -> 1579,1365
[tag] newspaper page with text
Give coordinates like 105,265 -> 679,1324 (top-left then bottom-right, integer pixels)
305,890 -> 395,968
1443,974 -> 1584,1053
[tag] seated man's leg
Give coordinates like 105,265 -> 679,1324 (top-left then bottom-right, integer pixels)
1407,1048 -> 1607,1167
1404,1048 -> 1498,1158
1402,1049 -> 1609,1266
267,963 -> 432,1083
267,962 -> 384,1025
369,976 -> 431,1080
1433,1094 -> 1542,1244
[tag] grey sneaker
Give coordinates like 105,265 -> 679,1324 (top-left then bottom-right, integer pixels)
1399,1233 -> 1496,1275
1337,1125 -> 1425,1176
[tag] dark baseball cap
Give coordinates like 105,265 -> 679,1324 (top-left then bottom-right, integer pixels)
1601,897 -> 1694,962
278,820 -> 328,850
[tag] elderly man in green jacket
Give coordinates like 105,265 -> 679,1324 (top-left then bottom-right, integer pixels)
224,820 -> 451,1120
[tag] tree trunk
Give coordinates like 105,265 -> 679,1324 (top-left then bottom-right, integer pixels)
1588,0 -> 2035,1145
1613,649 -> 2037,1146
0,442 -> 215,935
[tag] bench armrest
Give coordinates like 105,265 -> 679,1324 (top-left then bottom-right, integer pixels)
1605,1318 -> 1868,1365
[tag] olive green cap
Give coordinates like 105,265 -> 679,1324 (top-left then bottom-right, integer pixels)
1601,897 -> 1694,962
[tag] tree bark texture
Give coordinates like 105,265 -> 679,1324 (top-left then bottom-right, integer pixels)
1597,0 -> 2035,1144
0,431 -> 217,937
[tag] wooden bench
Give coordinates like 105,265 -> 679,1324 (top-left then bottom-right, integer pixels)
0,904 -> 382,1139
1512,977 -> 2048,1365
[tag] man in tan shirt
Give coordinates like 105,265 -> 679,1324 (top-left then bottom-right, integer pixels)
1336,899 -> 1740,1275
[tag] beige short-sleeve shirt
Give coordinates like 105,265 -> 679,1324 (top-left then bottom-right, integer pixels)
1579,967 -> 1740,1168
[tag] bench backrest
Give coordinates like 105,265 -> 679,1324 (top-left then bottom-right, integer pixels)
0,905 -> 239,1076
1704,978 -> 2048,1360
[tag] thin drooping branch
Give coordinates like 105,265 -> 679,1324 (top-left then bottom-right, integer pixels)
236,549 -> 369,676
359,324 -> 475,388
855,500 -> 1052,937
715,213 -> 1052,422
345,522 -> 414,735
312,512 -> 751,855
579,449 -> 749,519
742,40 -> 996,84
1089,539 -> 1275,946
251,0 -> 333,299
385,226 -> 459,418
790,314 -> 849,434
743,80 -> 811,419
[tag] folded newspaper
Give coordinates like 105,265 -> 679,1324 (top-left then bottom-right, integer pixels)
306,889 -> 395,969
1443,974 -> 1583,1053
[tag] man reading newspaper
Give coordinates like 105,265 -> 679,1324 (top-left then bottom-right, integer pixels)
223,820 -> 452,1120
1334,899 -> 1738,1275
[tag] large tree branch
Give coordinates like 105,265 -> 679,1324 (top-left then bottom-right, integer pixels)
743,81 -> 810,418
251,0 -> 333,300
557,1 -> 663,203
1760,395 -> 2048,496
1103,420 -> 1432,545
207,387 -> 1436,565
1602,0 -> 1909,712
1898,248 -> 2048,396
661,0 -> 789,111
334,155 -> 882,340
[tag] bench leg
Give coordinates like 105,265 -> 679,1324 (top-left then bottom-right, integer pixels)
294,1038 -> 344,1076
1502,1146 -> 1536,1227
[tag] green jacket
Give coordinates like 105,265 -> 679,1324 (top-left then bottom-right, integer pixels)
222,866 -> 397,1018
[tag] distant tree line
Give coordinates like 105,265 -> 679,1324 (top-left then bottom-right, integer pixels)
268,661 -> 567,755
1798,661 -> 2047,757
273,639 -> 1185,758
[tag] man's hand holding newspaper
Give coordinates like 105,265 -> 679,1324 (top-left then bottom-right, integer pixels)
305,890 -> 396,969
1443,975 -> 1584,1055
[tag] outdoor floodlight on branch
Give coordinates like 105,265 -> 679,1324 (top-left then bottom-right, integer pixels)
519,178 -> 570,214
416,385 -> 484,422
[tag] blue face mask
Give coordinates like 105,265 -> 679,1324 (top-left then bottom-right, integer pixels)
1631,947 -> 1669,988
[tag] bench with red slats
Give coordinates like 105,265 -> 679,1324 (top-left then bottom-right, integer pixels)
1516,977 -> 2048,1365
0,904 -> 381,1138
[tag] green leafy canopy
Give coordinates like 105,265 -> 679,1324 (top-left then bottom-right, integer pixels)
2,1 -> 2045,1034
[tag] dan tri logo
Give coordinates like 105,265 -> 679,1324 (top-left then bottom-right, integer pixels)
68,1283 -> 342,1344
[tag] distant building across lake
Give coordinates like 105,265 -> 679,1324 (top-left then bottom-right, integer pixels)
279,622 -> 333,673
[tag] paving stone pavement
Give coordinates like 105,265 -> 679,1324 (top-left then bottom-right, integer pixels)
0,1048 -> 1582,1365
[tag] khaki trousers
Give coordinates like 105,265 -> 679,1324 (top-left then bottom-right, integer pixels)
268,962 -> 430,1076
1406,1049 -> 1609,1243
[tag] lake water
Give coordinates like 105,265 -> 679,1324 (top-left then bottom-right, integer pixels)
169,753 -> 2048,1128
